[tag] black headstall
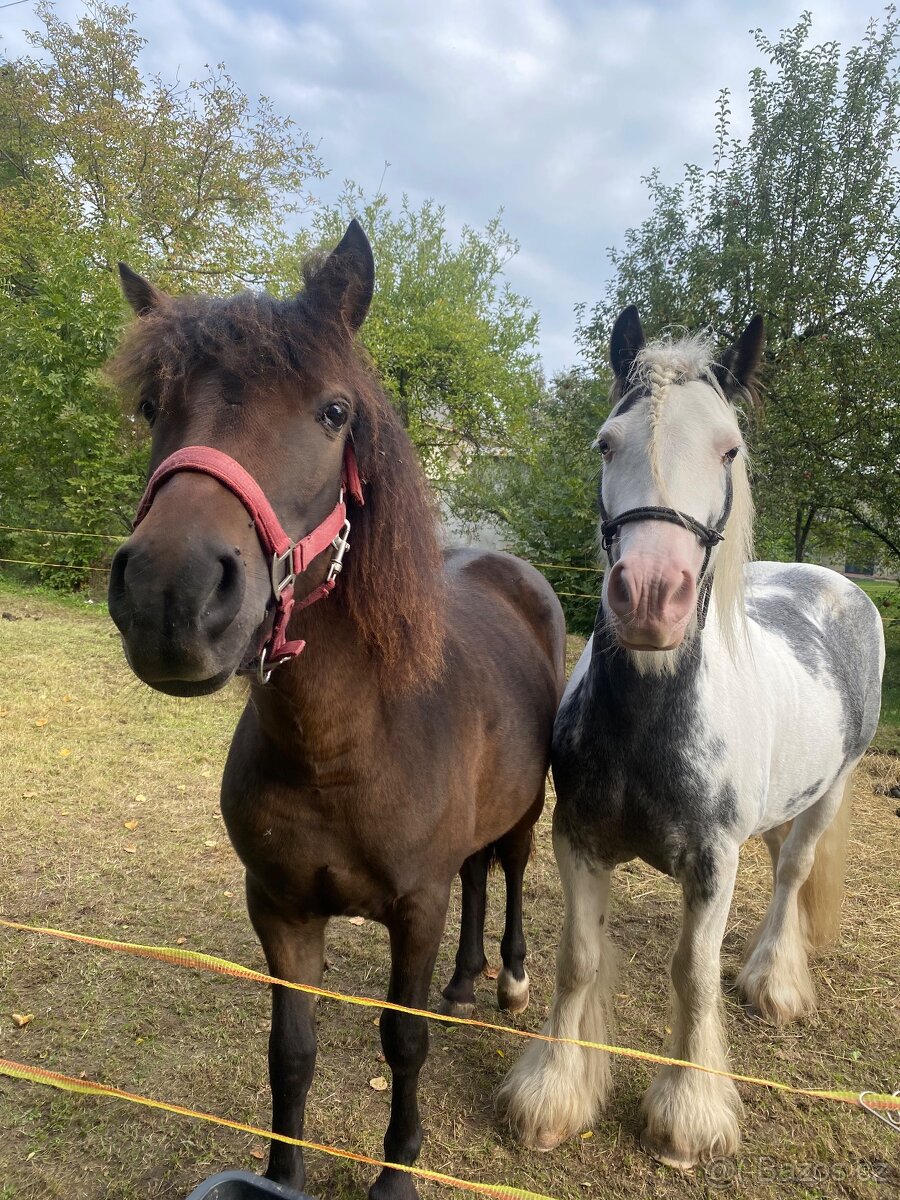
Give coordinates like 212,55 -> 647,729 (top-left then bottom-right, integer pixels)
599,462 -> 734,630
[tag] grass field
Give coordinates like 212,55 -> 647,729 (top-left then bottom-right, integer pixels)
1,580 -> 898,1200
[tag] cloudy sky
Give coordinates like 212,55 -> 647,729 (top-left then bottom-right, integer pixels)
0,0 -> 874,373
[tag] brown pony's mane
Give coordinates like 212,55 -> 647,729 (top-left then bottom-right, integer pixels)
107,272 -> 446,694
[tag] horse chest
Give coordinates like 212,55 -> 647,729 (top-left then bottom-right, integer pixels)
220,763 -> 451,919
552,673 -> 737,876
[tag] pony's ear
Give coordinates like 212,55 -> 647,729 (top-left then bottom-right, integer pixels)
610,305 -> 645,383
306,219 -> 375,333
714,315 -> 765,400
118,263 -> 165,316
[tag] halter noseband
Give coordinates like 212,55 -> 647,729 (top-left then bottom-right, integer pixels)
599,462 -> 733,630
133,442 -> 365,684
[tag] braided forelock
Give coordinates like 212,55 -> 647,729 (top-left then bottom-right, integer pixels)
628,333 -> 722,502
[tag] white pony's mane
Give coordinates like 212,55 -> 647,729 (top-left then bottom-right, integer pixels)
620,332 -> 755,661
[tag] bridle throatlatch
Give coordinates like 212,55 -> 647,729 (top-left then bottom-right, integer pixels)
133,442 -> 365,683
599,461 -> 734,630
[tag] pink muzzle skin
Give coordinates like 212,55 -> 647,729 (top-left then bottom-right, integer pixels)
133,442 -> 365,684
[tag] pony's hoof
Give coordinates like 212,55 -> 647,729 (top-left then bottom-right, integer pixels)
640,1129 -> 698,1171
438,996 -> 475,1019
522,1127 -> 568,1153
497,967 -> 530,1014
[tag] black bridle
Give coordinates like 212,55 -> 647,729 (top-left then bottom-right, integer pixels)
598,461 -> 734,631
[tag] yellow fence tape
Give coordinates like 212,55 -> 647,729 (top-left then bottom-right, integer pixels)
2,916 -> 896,1113
0,1056 -> 554,1200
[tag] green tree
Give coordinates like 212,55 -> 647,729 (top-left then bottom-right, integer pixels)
578,9 -> 900,568
293,186 -> 543,491
0,0 -> 324,584
5,0 -> 324,286
452,370 -> 609,632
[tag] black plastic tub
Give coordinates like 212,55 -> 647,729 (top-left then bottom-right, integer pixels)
186,1170 -> 313,1199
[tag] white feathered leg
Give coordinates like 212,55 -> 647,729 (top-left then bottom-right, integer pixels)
497,830 -> 616,1151
738,780 -> 849,1024
641,848 -> 742,1169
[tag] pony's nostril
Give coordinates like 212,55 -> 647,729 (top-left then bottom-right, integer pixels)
606,563 -> 633,617
204,549 -> 246,638
107,544 -> 132,630
217,553 -> 240,603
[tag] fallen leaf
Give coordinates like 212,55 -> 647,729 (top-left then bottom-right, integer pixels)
123,819 -> 139,831
369,1076 -> 388,1091
134,793 -> 146,804
348,916 -> 365,926
176,937 -> 187,945
483,964 -> 500,980
62,695 -> 72,703
58,748 -> 71,758
222,890 -> 234,898
34,718 -> 48,728
580,1130 -> 593,1140
249,1148 -> 265,1161
123,844 -> 137,854
177,784 -> 186,792
203,839 -> 217,849
12,1013 -> 34,1028
0,708 -> 10,717
496,1049 -> 505,1057
21,791 -> 36,799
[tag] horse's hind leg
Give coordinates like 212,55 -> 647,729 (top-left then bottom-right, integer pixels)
496,791 -> 544,1014
641,846 -> 741,1169
371,888 -> 449,1200
737,775 -> 852,1025
497,823 -> 615,1151
246,880 -> 326,1192
440,846 -> 491,1017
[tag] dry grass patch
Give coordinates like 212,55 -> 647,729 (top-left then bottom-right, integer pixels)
1,601 -> 898,1200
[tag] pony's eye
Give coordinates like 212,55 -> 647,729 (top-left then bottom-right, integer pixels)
320,402 -> 349,433
138,397 -> 157,425
597,439 -> 612,458
723,446 -> 740,463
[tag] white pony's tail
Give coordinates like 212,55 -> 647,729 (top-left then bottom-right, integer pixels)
799,774 -> 853,951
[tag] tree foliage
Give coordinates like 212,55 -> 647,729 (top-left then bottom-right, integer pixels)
452,370 -> 608,632
5,0 -> 324,287
0,1 -> 327,585
293,186 -> 542,490
578,9 -> 900,567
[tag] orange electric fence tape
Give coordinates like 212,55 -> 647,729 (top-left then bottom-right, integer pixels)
0,1057 -> 554,1200
1,916 -> 896,1114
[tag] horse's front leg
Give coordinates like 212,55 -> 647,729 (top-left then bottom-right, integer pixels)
497,825 -> 615,1151
641,845 -> 741,1169
246,878 -> 327,1192
371,889 -> 448,1200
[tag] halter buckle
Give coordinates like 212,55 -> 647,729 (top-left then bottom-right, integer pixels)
326,519 -> 352,583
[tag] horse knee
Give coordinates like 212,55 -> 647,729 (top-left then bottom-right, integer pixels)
557,930 -> 603,991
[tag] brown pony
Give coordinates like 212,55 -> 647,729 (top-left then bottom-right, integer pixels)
107,221 -> 566,1200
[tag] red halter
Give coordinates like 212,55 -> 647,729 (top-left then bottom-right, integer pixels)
133,442 -> 365,682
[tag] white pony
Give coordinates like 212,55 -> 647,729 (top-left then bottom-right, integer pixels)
498,307 -> 885,1169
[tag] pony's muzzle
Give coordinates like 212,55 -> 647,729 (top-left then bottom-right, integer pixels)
606,557 -> 696,649
108,524 -> 253,690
